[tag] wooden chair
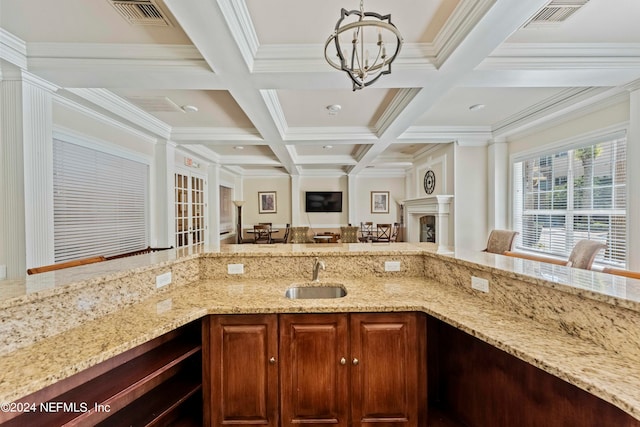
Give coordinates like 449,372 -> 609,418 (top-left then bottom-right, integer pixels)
359,221 -> 374,242
390,222 -> 400,242
602,267 -> 640,279
484,230 -> 519,254
27,256 -> 107,275
340,226 -> 360,243
373,223 -> 392,242
271,224 -> 291,243
567,239 -> 606,270
253,224 -> 271,244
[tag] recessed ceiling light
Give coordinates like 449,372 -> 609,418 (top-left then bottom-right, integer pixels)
326,104 -> 342,115
323,145 -> 333,149
234,146 -> 244,150
469,104 -> 485,111
181,105 -> 199,113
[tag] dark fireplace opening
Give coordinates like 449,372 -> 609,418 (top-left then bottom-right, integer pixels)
420,216 -> 435,243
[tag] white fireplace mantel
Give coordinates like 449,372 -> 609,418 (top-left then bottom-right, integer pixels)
402,196 -> 454,246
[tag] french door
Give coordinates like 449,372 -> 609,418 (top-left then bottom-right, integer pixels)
175,171 -> 206,248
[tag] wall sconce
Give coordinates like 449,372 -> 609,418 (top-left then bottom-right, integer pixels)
233,200 -> 245,244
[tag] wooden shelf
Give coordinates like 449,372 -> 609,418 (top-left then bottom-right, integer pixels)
2,322 -> 202,427
95,375 -> 202,427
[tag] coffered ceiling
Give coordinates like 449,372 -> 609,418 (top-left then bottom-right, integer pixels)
2,0 -> 640,177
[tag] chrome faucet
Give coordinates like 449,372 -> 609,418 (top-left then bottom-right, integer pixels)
312,257 -> 325,282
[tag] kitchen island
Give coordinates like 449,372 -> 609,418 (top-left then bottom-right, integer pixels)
1,243 -> 639,425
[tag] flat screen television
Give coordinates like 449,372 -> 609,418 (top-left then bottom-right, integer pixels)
305,191 -> 343,212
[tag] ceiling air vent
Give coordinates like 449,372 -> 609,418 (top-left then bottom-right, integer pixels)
108,0 -> 172,26
524,0 -> 590,27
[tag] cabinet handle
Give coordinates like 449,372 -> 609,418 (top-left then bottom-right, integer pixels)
352,358 -> 359,365
340,357 -> 346,365
269,357 -> 276,364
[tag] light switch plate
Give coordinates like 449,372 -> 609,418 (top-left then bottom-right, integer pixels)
471,276 -> 489,293
385,261 -> 401,272
156,272 -> 172,288
228,263 -> 244,274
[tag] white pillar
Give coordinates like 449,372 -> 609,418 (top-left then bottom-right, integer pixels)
347,174 -> 357,225
291,175 -> 301,225
628,90 -> 640,270
0,69 -> 55,278
207,163 -> 221,251
487,140 -> 508,231
150,140 -> 174,247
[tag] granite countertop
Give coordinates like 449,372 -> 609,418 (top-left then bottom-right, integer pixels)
1,274 -> 639,421
1,243 -> 640,421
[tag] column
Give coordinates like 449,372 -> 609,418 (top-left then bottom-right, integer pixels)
150,140 -> 175,247
207,163 -> 221,251
628,90 -> 640,270
291,175 -> 300,225
347,175 -> 357,225
487,140 -> 508,231
0,68 -> 55,278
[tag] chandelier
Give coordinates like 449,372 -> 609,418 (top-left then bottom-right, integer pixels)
324,0 -> 403,91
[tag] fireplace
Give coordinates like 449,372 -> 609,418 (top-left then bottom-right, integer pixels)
402,196 -> 453,246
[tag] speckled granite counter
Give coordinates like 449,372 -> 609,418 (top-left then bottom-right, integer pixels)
1,243 -> 639,420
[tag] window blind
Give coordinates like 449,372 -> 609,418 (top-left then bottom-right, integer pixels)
53,139 -> 149,262
513,135 -> 626,267
220,186 -> 233,234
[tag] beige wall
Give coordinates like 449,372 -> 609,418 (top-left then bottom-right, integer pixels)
454,145 -> 488,251
242,176 -> 291,226
355,176 -> 405,225
299,176 -> 348,227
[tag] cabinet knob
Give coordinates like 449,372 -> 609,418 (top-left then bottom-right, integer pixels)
269,357 -> 276,364
352,358 -> 359,365
340,357 -> 346,365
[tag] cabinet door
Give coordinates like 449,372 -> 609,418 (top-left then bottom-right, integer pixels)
350,313 -> 426,427
279,313 -> 349,427
207,315 -> 278,427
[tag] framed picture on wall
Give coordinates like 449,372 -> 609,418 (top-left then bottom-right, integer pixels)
371,191 -> 389,214
258,191 -> 277,214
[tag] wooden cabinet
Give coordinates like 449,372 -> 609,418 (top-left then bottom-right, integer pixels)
279,313 -> 349,427
279,313 -> 426,427
0,322 -> 202,427
203,315 -> 279,427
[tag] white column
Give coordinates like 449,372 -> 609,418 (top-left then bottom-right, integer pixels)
487,140 -> 508,231
150,140 -> 174,247
347,174 -> 357,225
291,175 -> 301,225
628,90 -> 640,270
0,69 -> 55,278
207,163 -> 221,251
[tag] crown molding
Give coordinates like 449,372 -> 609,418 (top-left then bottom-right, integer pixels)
217,0 -> 259,70
0,29 -> 27,70
171,127 -> 262,142
285,126 -> 376,141
53,94 -> 159,145
375,88 -> 421,136
482,43 -> 640,70
65,88 -> 172,139
261,89 -> 288,138
27,42 -> 204,60
433,0 -> 496,67
296,155 -> 357,165
399,126 -> 491,145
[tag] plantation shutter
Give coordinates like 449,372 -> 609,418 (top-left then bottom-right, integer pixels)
513,134 -> 626,267
53,139 -> 149,262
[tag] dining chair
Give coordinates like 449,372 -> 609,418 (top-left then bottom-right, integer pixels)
271,224 -> 291,243
373,223 -> 392,242
567,239 -> 606,270
484,230 -> 519,254
253,224 -> 271,244
389,222 -> 400,242
359,221 -> 374,242
289,226 -> 311,243
340,226 -> 359,243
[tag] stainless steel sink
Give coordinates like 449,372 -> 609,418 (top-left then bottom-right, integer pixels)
285,285 -> 347,299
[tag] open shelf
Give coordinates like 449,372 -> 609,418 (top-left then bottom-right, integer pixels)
2,322 -> 202,427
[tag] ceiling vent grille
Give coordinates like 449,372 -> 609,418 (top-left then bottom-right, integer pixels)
108,0 -> 172,26
524,0 -> 590,27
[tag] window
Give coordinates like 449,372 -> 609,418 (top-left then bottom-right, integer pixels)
513,134 -> 626,267
53,139 -> 149,262
174,171 -> 206,248
219,186 -> 233,234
